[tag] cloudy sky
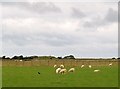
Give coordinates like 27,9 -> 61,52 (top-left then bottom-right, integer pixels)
0,0 -> 118,58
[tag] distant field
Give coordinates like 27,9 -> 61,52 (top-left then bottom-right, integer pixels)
2,59 -> 118,87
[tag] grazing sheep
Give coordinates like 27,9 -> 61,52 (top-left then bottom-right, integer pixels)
68,68 -> 75,72
81,65 -> 84,68
54,64 -> 57,68
14,60 -> 18,62
89,65 -> 92,68
56,68 -> 61,74
59,69 -> 67,74
109,63 -> 112,66
19,60 -> 22,62
60,64 -> 64,68
94,69 -> 100,72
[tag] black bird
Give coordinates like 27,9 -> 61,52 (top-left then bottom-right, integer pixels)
38,72 -> 40,74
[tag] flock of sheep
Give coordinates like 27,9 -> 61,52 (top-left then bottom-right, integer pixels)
54,63 -> 113,74
54,64 -> 75,74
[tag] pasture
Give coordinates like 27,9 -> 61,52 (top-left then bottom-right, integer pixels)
2,59 -> 118,87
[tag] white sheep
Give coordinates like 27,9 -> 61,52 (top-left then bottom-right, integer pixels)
56,68 -> 61,74
54,64 -> 57,68
109,63 -> 112,66
14,60 -> 18,62
60,64 -> 64,68
68,68 -> 75,72
81,65 -> 84,68
94,69 -> 100,72
59,69 -> 67,74
19,60 -> 23,62
89,65 -> 92,68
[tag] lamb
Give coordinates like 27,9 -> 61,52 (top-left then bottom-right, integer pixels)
68,68 -> 75,72
59,69 -> 67,74
19,60 -> 22,62
56,68 -> 61,74
109,63 -> 112,66
60,64 -> 64,68
81,65 -> 84,68
54,64 -> 57,68
94,69 -> 100,72
89,65 -> 92,68
14,60 -> 18,62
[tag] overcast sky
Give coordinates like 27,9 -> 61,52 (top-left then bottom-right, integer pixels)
0,0 -> 118,58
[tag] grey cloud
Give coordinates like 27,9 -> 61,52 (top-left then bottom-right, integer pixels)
2,2 -> 61,15
83,21 -> 97,28
104,8 -> 117,22
83,16 -> 105,28
3,34 -> 31,46
32,32 -> 79,47
3,31 -> 78,47
71,7 -> 86,18
23,2 -> 61,14
4,31 -> 115,48
0,0 -> 28,2
83,22 -> 93,28
83,8 -> 117,28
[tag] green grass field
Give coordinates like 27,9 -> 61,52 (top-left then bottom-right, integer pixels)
2,65 -> 118,87
0,66 -> 2,88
